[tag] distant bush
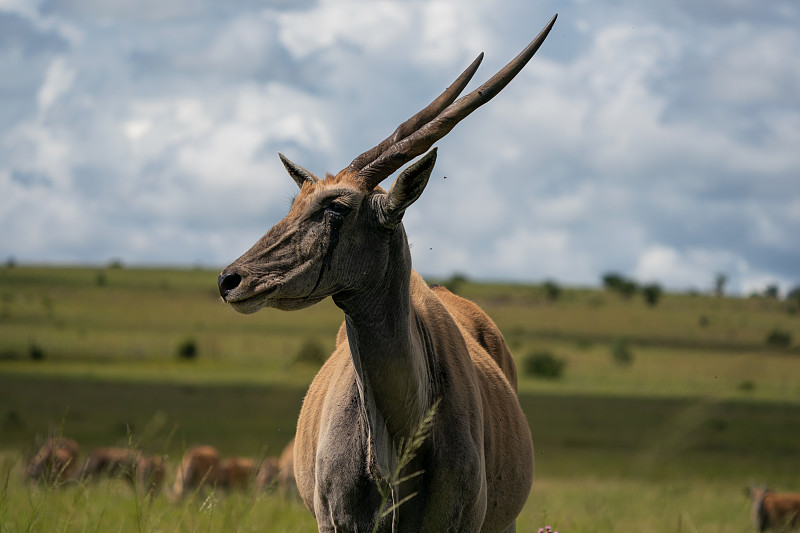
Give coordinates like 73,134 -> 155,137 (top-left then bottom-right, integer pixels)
714,273 -> 727,297
787,286 -> 800,314
602,272 -> 624,290
601,272 -> 638,299
611,338 -> 634,366
96,271 -> 107,287
177,337 -> 198,360
765,329 -> 792,350
444,273 -> 469,294
641,283 -> 663,307
737,380 -> 756,392
29,343 -> 45,361
523,350 -> 566,379
293,339 -> 328,367
698,315 -> 710,328
763,284 -> 779,299
787,286 -> 800,304
542,279 -> 561,302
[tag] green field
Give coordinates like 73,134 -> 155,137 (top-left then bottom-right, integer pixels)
2,265 -> 800,532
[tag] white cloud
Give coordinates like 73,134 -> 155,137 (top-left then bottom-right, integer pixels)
633,244 -> 794,295
276,0 -> 413,60
0,0 -> 798,292
37,56 -> 75,111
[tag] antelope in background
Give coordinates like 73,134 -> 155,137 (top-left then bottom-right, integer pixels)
79,446 -> 138,482
170,445 -> 221,500
26,436 -> 80,484
747,485 -> 800,532
218,14 -> 557,533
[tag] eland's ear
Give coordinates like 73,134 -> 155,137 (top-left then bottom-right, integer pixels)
382,148 -> 437,226
279,153 -> 320,189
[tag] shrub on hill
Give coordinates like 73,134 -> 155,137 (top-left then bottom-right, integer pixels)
177,337 -> 198,360
714,273 -> 727,296
765,328 -> 792,350
787,285 -> 800,302
611,338 -> 634,366
601,272 -> 638,299
293,338 -> 328,367
523,350 -> 566,379
787,286 -> 800,314
641,283 -> 663,307
443,272 -> 469,294
763,284 -> 779,299
542,279 -> 561,302
29,343 -> 45,361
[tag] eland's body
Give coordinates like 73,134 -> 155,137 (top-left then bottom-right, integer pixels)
218,15 -> 556,532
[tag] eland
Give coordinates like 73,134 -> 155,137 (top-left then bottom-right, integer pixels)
218,14 -> 557,532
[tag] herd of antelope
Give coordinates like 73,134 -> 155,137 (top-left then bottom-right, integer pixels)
24,435 -> 296,500
22,436 -> 800,531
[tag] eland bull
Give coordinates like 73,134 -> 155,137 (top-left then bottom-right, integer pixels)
218,14 -> 557,532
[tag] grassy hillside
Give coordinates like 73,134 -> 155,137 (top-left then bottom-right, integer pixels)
2,265 -> 798,400
2,265 -> 799,532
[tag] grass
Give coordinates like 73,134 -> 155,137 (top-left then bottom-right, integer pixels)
0,468 -> 315,532
525,478 -> 752,533
0,453 -> 768,532
2,265 -> 800,531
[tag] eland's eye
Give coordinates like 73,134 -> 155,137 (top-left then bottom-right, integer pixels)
326,201 -> 351,216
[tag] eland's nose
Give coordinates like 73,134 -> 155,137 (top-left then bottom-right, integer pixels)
217,272 -> 242,299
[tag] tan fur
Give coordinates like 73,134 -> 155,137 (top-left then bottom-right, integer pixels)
27,436 -> 80,484
429,284 -> 519,391
80,447 -> 139,482
219,456 -> 256,490
171,445 -> 221,499
135,454 -> 166,494
295,272 -> 532,532
749,486 -> 800,532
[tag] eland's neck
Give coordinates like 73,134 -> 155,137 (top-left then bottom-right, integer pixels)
332,229 -> 433,476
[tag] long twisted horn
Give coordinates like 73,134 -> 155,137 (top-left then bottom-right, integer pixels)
350,14 -> 557,190
345,53 -> 484,176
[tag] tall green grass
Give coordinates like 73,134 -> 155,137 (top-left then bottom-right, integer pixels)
0,455 -> 763,532
0,464 -> 315,533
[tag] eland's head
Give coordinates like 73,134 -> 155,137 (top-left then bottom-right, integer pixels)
217,14 -> 557,314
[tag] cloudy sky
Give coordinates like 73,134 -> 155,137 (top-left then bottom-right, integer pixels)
1,0 -> 798,294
